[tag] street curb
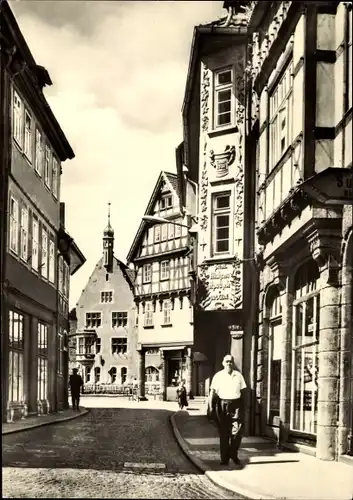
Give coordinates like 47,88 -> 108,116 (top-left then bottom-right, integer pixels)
2,407 -> 89,435
169,412 -> 275,500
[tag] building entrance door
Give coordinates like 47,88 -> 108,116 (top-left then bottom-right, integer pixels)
166,356 -> 182,401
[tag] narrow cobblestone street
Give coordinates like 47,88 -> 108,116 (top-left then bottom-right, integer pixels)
2,399 -> 244,499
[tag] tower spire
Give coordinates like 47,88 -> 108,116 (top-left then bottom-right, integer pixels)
103,202 -> 114,271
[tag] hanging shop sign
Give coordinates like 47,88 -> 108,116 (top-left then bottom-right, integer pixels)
300,167 -> 353,205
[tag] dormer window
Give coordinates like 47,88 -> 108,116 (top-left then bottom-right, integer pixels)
214,68 -> 233,128
160,195 -> 172,210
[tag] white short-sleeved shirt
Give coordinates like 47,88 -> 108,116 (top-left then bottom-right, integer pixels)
210,369 -> 247,400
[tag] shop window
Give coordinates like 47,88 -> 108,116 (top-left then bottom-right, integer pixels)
121,367 -> 127,384
267,293 -> 283,424
145,366 -> 159,383
86,312 -> 101,328
94,367 -> 100,383
214,67 -> 234,128
111,337 -> 127,354
8,310 -> 24,403
291,261 -> 320,435
212,193 -> 230,254
112,311 -> 128,328
37,322 -> 48,400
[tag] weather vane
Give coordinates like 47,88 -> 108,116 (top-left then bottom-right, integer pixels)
108,202 -> 111,224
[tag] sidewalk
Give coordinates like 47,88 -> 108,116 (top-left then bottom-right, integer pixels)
170,402 -> 353,500
2,407 -> 89,435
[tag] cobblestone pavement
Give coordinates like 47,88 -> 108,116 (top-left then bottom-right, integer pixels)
2,403 -> 245,499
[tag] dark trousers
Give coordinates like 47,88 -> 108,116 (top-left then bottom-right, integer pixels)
215,398 -> 243,462
71,392 -> 80,410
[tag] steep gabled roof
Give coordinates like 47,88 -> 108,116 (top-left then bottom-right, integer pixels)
126,170 -> 181,264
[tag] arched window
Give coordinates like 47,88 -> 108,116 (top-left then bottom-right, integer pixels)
94,367 -> 100,383
145,366 -> 159,383
291,260 -> 320,435
267,291 -> 282,425
109,367 -> 117,383
121,367 -> 127,384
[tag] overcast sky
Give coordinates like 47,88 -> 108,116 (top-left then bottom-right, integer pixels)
10,0 -> 225,308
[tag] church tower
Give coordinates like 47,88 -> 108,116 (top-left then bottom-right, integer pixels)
103,202 -> 114,272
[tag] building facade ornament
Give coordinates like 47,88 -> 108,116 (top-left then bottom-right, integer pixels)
307,229 -> 341,285
267,255 -> 287,291
198,260 -> 243,311
209,145 -> 236,178
201,63 -> 210,132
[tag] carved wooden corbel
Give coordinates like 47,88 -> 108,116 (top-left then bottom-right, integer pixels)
267,255 -> 287,292
307,230 -> 341,285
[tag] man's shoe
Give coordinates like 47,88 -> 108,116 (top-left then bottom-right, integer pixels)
220,460 -> 229,465
231,456 -> 242,467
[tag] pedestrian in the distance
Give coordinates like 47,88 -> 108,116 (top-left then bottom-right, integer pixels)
69,368 -> 84,411
208,354 -> 246,467
176,379 -> 188,410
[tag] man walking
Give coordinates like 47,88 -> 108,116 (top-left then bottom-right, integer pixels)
208,354 -> 247,467
69,368 -> 84,411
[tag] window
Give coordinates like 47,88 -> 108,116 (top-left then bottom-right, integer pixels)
291,261 -> 320,435
13,90 -> 22,146
212,193 -> 230,254
9,197 -> 18,253
160,195 -> 172,210
63,261 -> 69,298
95,338 -> 101,354
44,145 -> 51,188
214,68 -> 233,128
161,224 -> 168,241
169,223 -> 175,239
109,366 -> 117,383
163,300 -> 172,325
20,207 -> 28,261
269,61 -> 293,168
52,158 -> 58,198
111,337 -> 127,354
101,291 -> 113,303
121,367 -> 127,384
78,337 -> 84,354
86,312 -> 101,328
58,331 -> 64,375
32,218 -> 39,271
160,260 -> 170,280
144,302 -> 153,327
94,367 -> 100,383
24,110 -> 32,161
49,239 -> 55,283
347,6 -> 352,110
41,227 -> 48,279
143,263 -> 152,283
8,311 -> 24,403
267,293 -> 282,424
37,322 -> 48,400
145,366 -> 159,383
146,348 -> 159,355
58,256 -> 64,293
112,311 -> 128,328
85,337 -> 94,354
35,130 -> 43,176
154,225 -> 161,243
86,366 -> 91,383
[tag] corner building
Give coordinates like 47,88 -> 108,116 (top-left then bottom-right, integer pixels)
246,1 -> 352,460
0,1 -> 85,422
70,219 -> 138,388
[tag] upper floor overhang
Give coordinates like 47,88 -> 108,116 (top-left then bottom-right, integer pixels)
0,0 -> 75,161
58,227 -> 86,276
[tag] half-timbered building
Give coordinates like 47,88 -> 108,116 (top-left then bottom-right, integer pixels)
127,171 -> 194,401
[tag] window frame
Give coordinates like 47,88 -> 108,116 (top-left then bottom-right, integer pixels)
267,294 -> 283,425
160,260 -> 170,281
163,299 -> 172,325
20,206 -> 28,262
111,337 -> 128,354
41,227 -> 48,279
44,145 -> 51,189
112,311 -> 128,328
37,322 -> 48,401
144,302 -> 154,327
49,238 -> 55,283
35,129 -> 43,176
8,310 -> 25,403
85,312 -> 102,329
142,263 -> 152,283
9,197 -> 19,254
31,217 -> 39,271
212,192 -> 231,255
52,157 -> 59,198
213,67 -> 234,129
100,290 -> 113,303
24,109 -> 33,162
13,90 -> 23,148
